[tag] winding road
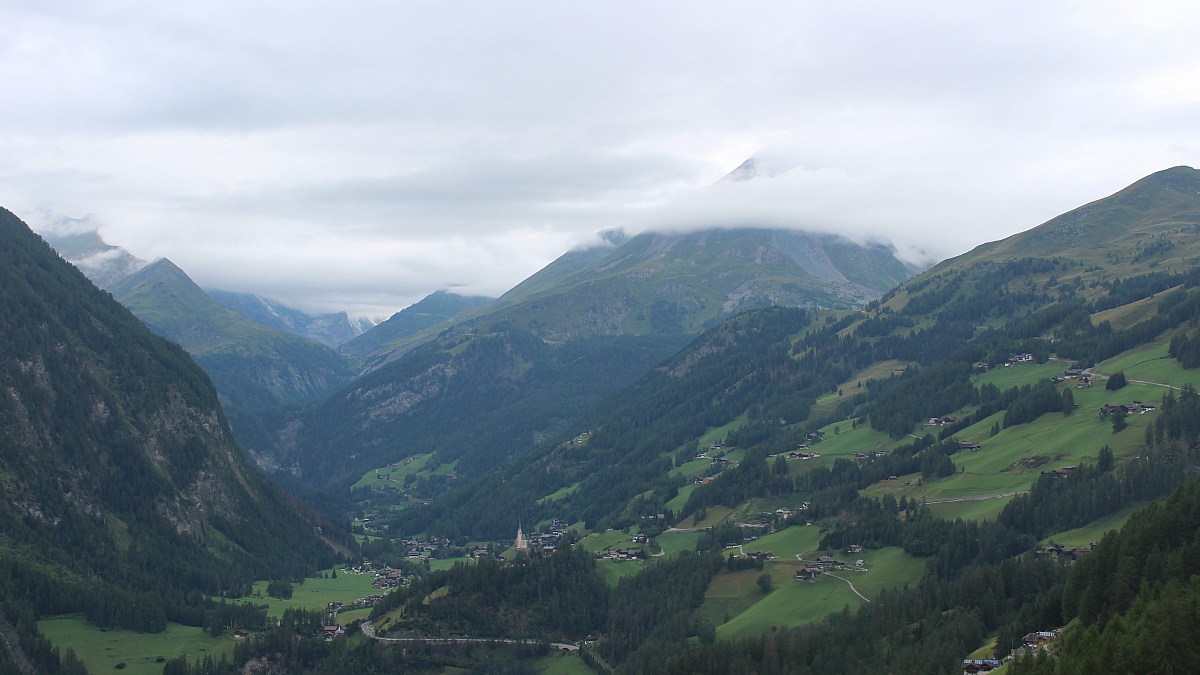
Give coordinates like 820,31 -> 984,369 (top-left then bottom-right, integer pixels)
823,572 -> 871,603
361,621 -> 579,652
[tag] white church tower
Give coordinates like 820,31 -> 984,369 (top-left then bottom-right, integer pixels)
514,522 -> 529,552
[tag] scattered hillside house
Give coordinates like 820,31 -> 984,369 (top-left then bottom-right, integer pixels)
1099,403 -> 1131,417
1076,375 -> 1092,388
958,441 -> 982,451
795,566 -> 823,580
961,658 -> 1002,673
604,548 -> 638,562
846,544 -> 863,554
1064,368 -> 1083,378
1006,353 -> 1034,366
927,416 -> 959,426
853,452 -> 868,460
775,507 -> 794,519
1039,543 -> 1092,561
814,555 -> 846,570
1022,631 -> 1059,649
322,625 -> 345,641
1040,466 -> 1078,478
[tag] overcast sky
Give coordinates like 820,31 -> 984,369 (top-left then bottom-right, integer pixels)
4,1 -> 1198,319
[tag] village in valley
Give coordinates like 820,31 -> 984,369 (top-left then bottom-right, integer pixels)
325,344 -> 1178,671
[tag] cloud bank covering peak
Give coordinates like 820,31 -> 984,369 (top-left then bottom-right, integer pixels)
3,1 -> 1198,318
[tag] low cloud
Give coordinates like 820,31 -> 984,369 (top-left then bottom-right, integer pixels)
5,1 -> 1199,318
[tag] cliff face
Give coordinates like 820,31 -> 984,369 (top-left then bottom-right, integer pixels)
0,207 -> 341,594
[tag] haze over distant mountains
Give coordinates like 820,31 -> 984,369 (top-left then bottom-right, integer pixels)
40,221 -> 374,349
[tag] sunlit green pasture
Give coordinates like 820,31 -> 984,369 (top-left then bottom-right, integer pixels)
740,525 -> 822,560
710,546 -> 923,640
39,615 -> 233,675
250,567 -> 381,617
1042,503 -> 1143,548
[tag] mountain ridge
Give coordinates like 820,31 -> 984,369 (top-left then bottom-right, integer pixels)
0,207 -> 343,649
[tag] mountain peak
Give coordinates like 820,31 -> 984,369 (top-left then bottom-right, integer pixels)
40,222 -> 148,288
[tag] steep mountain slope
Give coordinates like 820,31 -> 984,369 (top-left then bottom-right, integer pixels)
108,260 -> 352,411
208,288 -> 373,348
248,227 -> 914,492
482,228 -> 917,342
0,208 -> 341,666
394,166 -> 1200,539
246,327 -> 689,488
909,166 -> 1200,296
337,290 -> 494,367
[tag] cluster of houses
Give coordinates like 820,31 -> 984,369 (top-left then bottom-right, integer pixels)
959,629 -> 1060,672
321,625 -> 346,641
852,450 -> 889,461
512,521 -> 570,555
592,530 -> 654,563
794,551 -> 865,580
772,504 -> 810,521
372,568 -> 408,590
692,444 -> 740,484
338,561 -> 413,593
960,658 -> 1002,673
1008,630 -> 1062,660
1062,367 -> 1090,384
595,547 -> 642,562
926,415 -> 960,426
521,527 -> 567,554
401,538 -> 450,560
694,442 -> 726,461
1037,543 -> 1093,561
1006,353 -> 1035,366
325,594 -> 386,618
727,549 -> 776,562
786,449 -> 822,460
1099,401 -> 1156,417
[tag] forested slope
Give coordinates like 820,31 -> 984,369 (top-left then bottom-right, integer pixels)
0,209 -> 346,672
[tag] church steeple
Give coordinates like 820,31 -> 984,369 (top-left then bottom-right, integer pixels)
514,522 -> 528,552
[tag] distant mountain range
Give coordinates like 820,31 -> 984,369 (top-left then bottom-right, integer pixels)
106,258 -> 354,411
337,290 -> 495,369
208,289 -> 375,348
35,206 -> 927,497
40,223 -> 372,348
245,227 -> 921,491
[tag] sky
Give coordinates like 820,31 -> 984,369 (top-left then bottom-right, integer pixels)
3,1 -> 1198,319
